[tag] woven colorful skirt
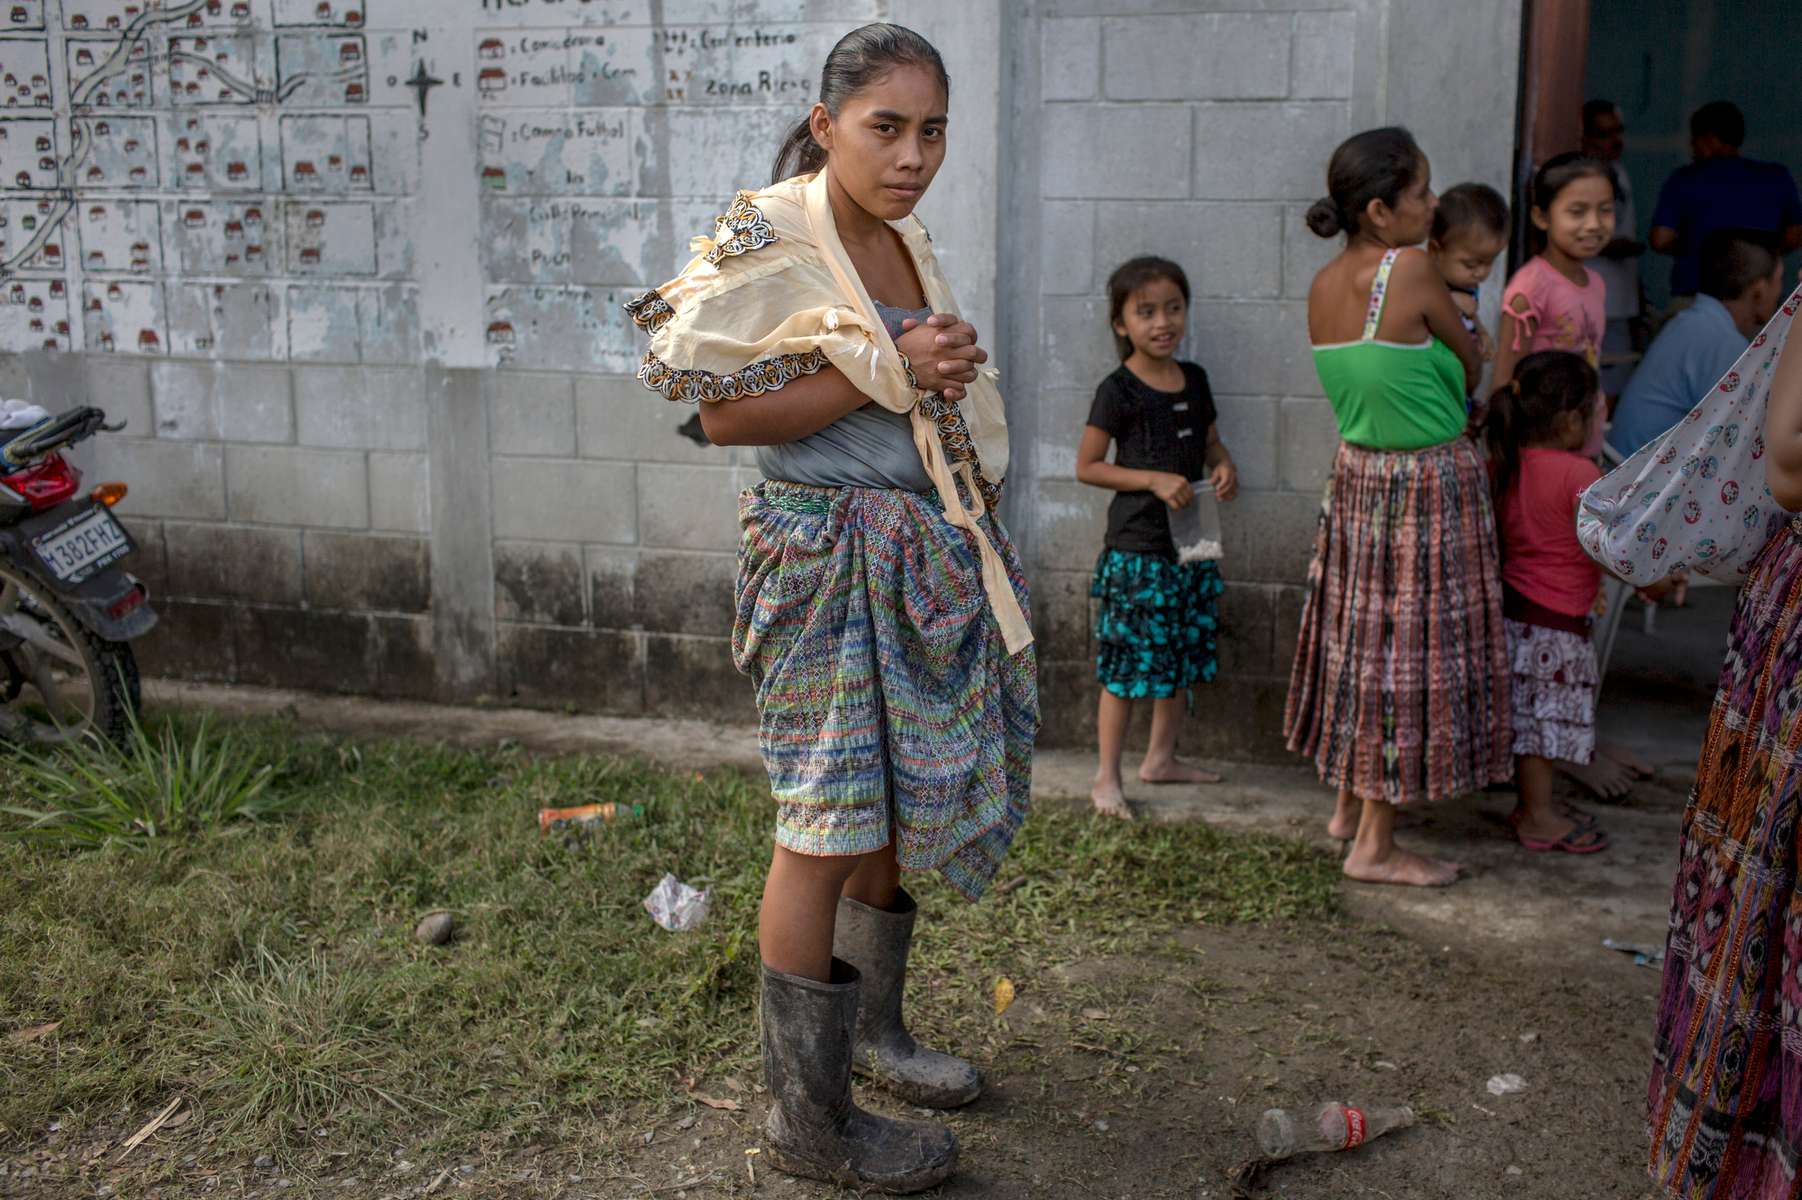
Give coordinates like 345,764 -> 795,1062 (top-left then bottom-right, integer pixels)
1282,438 -> 1512,806
1505,618 -> 1598,764
732,479 -> 1038,901
1091,547 -> 1222,700
1650,519 -> 1802,1197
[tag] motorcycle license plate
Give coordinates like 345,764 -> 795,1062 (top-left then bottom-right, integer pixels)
32,505 -> 132,583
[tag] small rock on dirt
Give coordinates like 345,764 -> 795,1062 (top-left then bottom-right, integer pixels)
414,911 -> 455,946
254,1155 -> 275,1169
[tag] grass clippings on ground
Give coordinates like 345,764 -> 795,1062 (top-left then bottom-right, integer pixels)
0,718 -> 1339,1178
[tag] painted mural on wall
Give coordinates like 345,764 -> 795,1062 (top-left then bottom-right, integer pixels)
0,0 -> 858,370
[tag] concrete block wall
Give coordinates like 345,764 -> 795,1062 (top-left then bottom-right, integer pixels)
0,0 -> 1520,752
1004,0 -> 1521,754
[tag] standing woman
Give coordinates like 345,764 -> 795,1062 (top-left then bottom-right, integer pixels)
1284,127 -> 1510,887
625,24 -> 1037,1194
1649,285 -> 1802,1196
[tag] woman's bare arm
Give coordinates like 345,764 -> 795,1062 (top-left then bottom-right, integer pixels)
1764,315 -> 1802,511
697,367 -> 869,447
1390,248 -> 1482,393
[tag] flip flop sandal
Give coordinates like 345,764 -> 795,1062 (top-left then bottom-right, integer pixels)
1516,823 -> 1608,854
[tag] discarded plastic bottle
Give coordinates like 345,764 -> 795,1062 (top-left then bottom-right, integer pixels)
1256,1102 -> 1415,1160
537,802 -> 644,834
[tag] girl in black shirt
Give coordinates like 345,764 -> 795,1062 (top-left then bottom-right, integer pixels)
1075,257 -> 1239,819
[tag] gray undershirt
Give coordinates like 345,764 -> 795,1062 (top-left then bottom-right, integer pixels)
754,302 -> 934,493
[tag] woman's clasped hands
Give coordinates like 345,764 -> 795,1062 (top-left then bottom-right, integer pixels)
897,313 -> 987,401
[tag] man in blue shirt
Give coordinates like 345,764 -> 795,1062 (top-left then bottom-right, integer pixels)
1648,102 -> 1802,299
1608,228 -> 1785,458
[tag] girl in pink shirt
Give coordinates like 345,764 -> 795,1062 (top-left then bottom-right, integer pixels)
1486,351 -> 1669,855
1493,153 -> 1614,457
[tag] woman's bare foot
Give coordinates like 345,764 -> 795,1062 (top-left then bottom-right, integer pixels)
1559,756 -> 1633,801
1327,792 -> 1360,840
1091,779 -> 1134,821
1138,757 -> 1223,785
1342,846 -> 1461,887
1596,739 -> 1654,780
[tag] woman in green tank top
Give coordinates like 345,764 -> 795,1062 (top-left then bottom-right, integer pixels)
1283,127 -> 1511,888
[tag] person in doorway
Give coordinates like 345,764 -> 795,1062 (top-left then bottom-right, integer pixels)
1580,99 -> 1645,397
1648,272 -> 1802,1198
1648,101 -> 1802,304
626,24 -> 1037,1193
1077,256 -> 1239,821
1285,127 -> 1507,888
1608,228 -> 1786,459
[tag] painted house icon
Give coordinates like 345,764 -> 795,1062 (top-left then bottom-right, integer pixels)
480,39 -> 505,59
486,321 -> 516,347
137,330 -> 161,352
226,161 -> 248,181
478,68 -> 507,95
481,166 -> 506,190
184,208 -> 205,228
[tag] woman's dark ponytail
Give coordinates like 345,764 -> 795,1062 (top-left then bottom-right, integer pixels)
1309,126 -> 1425,240
1305,197 -> 1345,238
770,23 -> 950,185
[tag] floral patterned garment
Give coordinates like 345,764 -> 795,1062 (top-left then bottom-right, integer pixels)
1091,548 -> 1221,701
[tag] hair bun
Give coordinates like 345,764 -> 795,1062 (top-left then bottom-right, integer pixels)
1305,197 -> 1344,238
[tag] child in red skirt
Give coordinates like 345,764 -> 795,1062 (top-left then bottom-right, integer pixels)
1484,350 -> 1671,853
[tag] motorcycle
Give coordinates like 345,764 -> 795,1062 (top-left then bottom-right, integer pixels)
0,405 -> 155,743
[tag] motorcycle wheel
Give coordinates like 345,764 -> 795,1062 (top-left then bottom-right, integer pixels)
0,560 -> 139,744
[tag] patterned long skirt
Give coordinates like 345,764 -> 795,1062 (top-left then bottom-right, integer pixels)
732,480 -> 1039,901
1091,547 -> 1222,701
1506,618 -> 1599,764
1650,519 -> 1802,1197
1283,438 -> 1512,806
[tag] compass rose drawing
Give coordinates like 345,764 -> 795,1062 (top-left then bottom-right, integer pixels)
405,60 -> 443,118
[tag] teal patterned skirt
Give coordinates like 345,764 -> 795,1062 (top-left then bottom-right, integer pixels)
1091,548 -> 1222,700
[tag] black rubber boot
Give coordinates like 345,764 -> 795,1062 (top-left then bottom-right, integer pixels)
760,958 -> 958,1194
834,888 -> 984,1108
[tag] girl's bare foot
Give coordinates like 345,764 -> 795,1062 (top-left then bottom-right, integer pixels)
1596,738 -> 1654,780
1559,756 -> 1633,801
1091,779 -> 1134,821
1138,757 -> 1223,785
1512,809 -> 1578,846
1342,846 -> 1461,887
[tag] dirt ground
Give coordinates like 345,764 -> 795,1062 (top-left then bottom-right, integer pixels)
88,665 -> 1698,1200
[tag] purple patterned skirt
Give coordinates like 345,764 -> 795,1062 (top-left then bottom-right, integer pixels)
1650,519 -> 1802,1196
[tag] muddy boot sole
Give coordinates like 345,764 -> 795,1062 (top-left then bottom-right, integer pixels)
763,1130 -> 957,1195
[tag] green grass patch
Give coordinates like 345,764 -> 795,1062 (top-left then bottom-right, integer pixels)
0,713 -> 287,848
0,718 -> 1338,1160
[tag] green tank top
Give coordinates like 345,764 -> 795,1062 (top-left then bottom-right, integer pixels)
1310,248 -> 1468,451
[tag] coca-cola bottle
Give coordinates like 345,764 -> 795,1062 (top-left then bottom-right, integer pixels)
1256,1101 -> 1415,1160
